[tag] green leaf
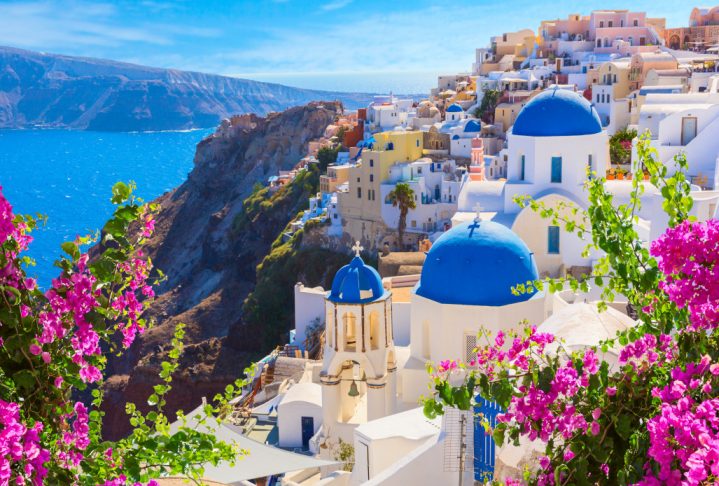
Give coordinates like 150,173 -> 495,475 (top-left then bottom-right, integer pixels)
111,182 -> 131,204
61,241 -> 80,260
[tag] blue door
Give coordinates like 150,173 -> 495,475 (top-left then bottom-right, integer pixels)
301,416 -> 314,449
474,398 -> 503,482
548,226 -> 560,254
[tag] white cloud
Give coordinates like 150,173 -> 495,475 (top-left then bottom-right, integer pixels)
205,4 -> 513,77
0,0 -> 220,51
320,0 -> 352,12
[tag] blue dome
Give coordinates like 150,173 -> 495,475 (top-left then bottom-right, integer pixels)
452,134 -> 460,140
464,120 -> 481,132
512,88 -> 602,137
446,103 -> 463,113
329,255 -> 387,304
416,221 -> 538,306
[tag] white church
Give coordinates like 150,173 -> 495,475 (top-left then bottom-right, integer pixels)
272,87 -> 719,485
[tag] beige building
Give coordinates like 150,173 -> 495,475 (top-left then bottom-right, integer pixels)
320,164 -> 353,194
477,29 -> 536,75
338,131 -> 424,246
629,51 -> 678,91
494,91 -> 537,133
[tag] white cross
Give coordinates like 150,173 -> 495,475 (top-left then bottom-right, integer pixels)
473,202 -> 483,222
352,240 -> 364,257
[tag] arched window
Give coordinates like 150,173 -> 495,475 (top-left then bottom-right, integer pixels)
369,311 -> 380,350
326,309 -> 335,349
343,312 -> 357,351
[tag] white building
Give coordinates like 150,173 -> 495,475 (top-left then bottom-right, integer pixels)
366,95 -> 415,132
455,87 -> 609,277
635,82 -> 719,188
277,382 -> 323,449
379,158 -> 463,235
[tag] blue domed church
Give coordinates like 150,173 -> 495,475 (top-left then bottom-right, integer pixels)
456,87 -> 609,279
400,215 -> 547,406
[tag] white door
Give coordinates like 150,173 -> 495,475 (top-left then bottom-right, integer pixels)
356,441 -> 369,481
681,117 -> 698,146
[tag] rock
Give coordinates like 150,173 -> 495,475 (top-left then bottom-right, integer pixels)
101,102 -> 342,439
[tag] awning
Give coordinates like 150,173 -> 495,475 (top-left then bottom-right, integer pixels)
169,406 -> 339,483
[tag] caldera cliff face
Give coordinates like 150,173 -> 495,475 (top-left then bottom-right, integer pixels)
102,102 -> 342,439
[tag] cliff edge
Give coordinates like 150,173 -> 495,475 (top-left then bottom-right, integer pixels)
102,101 -> 345,439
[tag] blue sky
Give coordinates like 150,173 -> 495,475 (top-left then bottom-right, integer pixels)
0,0 -> 693,92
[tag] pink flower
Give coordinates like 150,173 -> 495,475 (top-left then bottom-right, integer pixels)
563,448 -> 575,462
54,376 -> 64,388
590,421 -> 600,436
438,360 -> 458,373
606,386 -> 617,396
539,456 -> 551,470
583,349 -> 599,375
28,344 -> 41,356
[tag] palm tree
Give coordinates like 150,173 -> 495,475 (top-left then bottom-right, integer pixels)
388,182 -> 416,250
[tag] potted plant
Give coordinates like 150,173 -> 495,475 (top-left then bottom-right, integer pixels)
606,168 -> 616,180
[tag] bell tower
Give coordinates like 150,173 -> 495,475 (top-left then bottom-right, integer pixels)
320,242 -> 396,445
469,137 -> 486,181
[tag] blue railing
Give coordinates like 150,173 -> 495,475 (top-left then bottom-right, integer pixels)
474,398 -> 503,482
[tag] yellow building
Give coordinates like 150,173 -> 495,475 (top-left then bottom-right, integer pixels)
338,130 -> 424,245
595,60 -> 631,99
494,91 -> 537,133
320,164 -> 352,193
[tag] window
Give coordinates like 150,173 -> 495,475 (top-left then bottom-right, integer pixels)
369,159 -> 374,167
464,334 -> 478,363
369,311 -> 380,350
599,21 -> 604,28
369,174 -> 373,182
608,21 -> 613,27
343,312 -> 357,351
416,139 -> 420,147
357,187 -> 362,198
411,220 -> 417,228
551,156 -> 562,183
588,154 -> 593,179
633,19 -> 638,26
548,226 -> 560,254
520,155 -> 525,181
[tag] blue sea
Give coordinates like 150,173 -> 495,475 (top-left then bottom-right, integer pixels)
0,129 -> 212,287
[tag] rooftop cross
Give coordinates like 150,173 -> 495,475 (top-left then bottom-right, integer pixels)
352,240 -> 364,257
473,202 -> 483,223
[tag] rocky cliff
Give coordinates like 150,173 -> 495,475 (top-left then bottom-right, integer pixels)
0,46 -> 373,131
102,101 -> 349,439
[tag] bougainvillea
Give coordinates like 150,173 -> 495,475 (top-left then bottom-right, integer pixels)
0,182 -> 248,485
424,140 -> 719,485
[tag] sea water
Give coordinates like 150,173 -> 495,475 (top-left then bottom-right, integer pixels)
0,129 -> 212,286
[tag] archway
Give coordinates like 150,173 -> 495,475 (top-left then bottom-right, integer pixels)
669,35 -> 680,50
